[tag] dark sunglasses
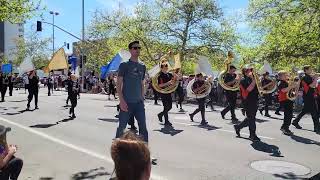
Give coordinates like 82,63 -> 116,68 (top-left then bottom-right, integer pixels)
131,46 -> 141,50
161,64 -> 168,68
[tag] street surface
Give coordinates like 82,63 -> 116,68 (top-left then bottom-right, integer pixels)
0,88 -> 319,180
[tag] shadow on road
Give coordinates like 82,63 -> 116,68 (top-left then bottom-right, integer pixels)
104,104 -> 117,108
191,124 -> 221,131
98,118 -> 119,123
39,177 -> 54,180
154,126 -> 184,136
8,99 -> 28,103
251,141 -> 283,157
273,172 -> 304,179
30,123 -> 57,128
255,118 -> 269,123
30,117 -> 75,129
290,134 -> 320,146
71,167 -> 110,180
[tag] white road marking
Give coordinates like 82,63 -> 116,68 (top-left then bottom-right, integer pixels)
173,121 -> 275,140
0,116 -> 167,180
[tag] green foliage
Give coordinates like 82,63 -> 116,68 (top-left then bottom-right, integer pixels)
85,0 -> 237,74
0,0 -> 42,23
239,0 -> 320,71
13,29 -> 51,69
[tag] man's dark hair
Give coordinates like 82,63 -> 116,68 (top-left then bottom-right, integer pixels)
128,41 -> 140,49
196,73 -> 203,78
303,65 -> 311,72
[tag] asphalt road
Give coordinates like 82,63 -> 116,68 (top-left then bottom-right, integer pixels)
0,88 -> 319,180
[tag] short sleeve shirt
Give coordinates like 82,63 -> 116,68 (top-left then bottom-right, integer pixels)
278,80 -> 288,102
118,60 -> 146,103
240,76 -> 258,103
301,74 -> 315,100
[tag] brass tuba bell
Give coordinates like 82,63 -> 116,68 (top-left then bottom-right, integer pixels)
187,76 -> 212,99
286,73 -> 300,101
151,51 -> 180,94
218,51 -> 240,91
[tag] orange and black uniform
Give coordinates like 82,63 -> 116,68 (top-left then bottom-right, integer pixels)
237,75 -> 259,137
221,73 -> 238,120
190,80 -> 207,123
278,80 -> 293,130
293,74 -> 319,131
157,72 -> 173,124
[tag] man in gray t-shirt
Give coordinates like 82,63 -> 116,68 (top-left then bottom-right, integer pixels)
115,41 -> 148,142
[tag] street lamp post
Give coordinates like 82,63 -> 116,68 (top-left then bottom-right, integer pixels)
49,11 -> 59,56
81,0 -> 85,92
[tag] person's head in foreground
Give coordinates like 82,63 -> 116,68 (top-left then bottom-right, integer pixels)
111,131 -> 151,180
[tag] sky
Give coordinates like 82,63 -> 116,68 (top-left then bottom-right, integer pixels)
26,0 -> 249,55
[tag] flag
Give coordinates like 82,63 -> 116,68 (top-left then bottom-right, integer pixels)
148,64 -> 160,78
196,56 -> 214,76
48,48 -> 68,70
100,65 -> 108,79
68,55 -> 77,71
19,56 -> 35,75
1,64 -> 12,74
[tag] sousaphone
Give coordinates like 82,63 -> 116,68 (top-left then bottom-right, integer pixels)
151,51 -> 181,94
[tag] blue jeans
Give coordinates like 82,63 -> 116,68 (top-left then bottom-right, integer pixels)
116,101 -> 148,142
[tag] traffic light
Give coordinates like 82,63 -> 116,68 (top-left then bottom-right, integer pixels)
67,43 -> 70,49
36,21 -> 42,31
79,55 -> 87,68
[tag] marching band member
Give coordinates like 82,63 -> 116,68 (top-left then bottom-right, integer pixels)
292,66 -> 320,134
189,73 -> 209,125
234,66 -> 260,141
259,72 -> 273,117
68,74 -> 80,119
175,75 -> 185,112
26,70 -> 39,110
277,71 -> 296,135
157,62 -> 176,126
220,65 -> 239,122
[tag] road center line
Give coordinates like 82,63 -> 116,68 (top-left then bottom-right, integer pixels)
0,116 -> 166,180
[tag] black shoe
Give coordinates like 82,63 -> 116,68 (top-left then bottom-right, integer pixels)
176,103 -> 178,108
72,114 -> 76,118
265,114 -> 271,117
26,107 -> 30,111
189,114 -> 194,122
281,128 -> 293,136
232,117 -> 239,122
221,112 -> 225,119
292,122 -> 302,129
234,125 -> 240,137
35,106 -> 39,109
259,109 -> 263,115
157,113 -> 163,122
179,108 -> 185,112
275,111 -> 281,115
200,121 -> 208,125
165,121 -> 172,126
249,135 -> 261,142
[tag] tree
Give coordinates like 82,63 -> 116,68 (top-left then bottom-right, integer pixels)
0,0 -> 42,23
86,0 -> 237,74
12,28 -> 51,69
243,0 -> 320,70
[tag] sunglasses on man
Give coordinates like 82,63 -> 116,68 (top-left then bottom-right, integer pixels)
131,46 -> 141,50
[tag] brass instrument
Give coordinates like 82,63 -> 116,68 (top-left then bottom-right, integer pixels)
286,72 -> 300,101
218,51 -> 240,91
186,78 -> 212,99
252,68 -> 277,95
152,51 -> 180,94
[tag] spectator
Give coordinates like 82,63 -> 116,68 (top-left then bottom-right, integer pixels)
110,131 -> 151,180
0,125 -> 23,180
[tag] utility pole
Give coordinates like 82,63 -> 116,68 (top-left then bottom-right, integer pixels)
49,11 -> 59,56
81,0 -> 85,91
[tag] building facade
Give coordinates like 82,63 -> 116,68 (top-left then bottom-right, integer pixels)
0,21 -> 24,63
